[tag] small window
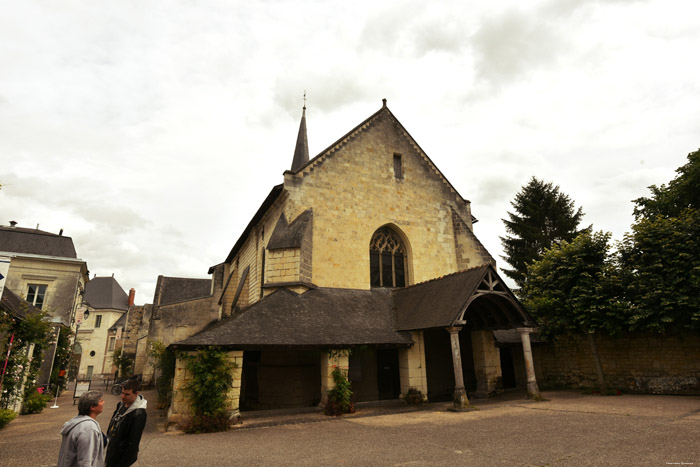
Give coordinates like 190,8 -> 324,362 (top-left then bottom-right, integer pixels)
95,315 -> 102,328
108,336 -> 116,351
26,284 -> 47,309
393,154 -> 403,180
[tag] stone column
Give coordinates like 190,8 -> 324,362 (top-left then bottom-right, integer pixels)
446,327 -> 469,409
319,350 -> 349,407
225,350 -> 244,424
471,330 -> 503,398
399,331 -> 428,402
517,328 -> 541,400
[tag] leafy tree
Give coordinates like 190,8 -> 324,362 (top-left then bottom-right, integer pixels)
501,177 -> 588,289
112,348 -> 133,378
632,149 -> 700,219
521,231 -> 625,392
619,149 -> 700,333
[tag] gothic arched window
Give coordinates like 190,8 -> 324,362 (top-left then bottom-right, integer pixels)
370,227 -> 407,288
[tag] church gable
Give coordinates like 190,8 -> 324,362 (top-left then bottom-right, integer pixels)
287,101 -> 464,204
281,101 -> 487,289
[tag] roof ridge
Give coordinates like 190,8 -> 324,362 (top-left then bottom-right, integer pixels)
401,265 -> 490,290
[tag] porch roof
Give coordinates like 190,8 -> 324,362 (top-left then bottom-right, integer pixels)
172,287 -> 413,350
394,264 -> 536,331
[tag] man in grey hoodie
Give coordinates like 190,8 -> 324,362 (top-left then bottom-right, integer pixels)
57,390 -> 106,467
105,378 -> 147,467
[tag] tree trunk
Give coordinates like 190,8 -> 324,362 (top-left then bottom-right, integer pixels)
587,332 -> 607,394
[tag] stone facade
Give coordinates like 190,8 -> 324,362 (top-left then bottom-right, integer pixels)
166,103 -> 540,425
2,255 -> 87,327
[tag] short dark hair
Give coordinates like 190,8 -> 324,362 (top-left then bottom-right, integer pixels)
122,378 -> 141,392
78,390 -> 103,416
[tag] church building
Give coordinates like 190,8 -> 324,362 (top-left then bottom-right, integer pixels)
168,99 -> 540,424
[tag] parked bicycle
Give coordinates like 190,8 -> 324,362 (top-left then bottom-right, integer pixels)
111,379 -> 127,396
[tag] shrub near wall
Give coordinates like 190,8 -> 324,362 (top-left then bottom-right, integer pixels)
532,332 -> 700,394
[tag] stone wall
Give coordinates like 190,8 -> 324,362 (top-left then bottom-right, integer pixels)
508,332 -> 700,395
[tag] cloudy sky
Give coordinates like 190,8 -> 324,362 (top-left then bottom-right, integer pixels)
1,0 -> 698,304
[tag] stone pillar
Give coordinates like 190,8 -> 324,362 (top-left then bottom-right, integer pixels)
225,350 -> 244,424
446,327 -> 469,409
471,330 -> 503,398
167,350 -> 245,428
319,350 -> 349,407
517,328 -> 541,400
399,331 -> 428,402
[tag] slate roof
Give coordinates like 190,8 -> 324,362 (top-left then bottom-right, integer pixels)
267,210 -> 312,250
173,287 -> 413,349
157,277 -> 211,306
290,106 -> 309,171
83,276 -> 129,310
174,265 -> 536,349
109,312 -> 127,330
394,265 -> 536,331
0,226 -> 78,258
0,286 -> 38,320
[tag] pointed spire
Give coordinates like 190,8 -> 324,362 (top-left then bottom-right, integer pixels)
291,92 -> 309,172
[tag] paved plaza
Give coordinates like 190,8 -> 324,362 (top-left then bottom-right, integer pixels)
1,384 -> 698,466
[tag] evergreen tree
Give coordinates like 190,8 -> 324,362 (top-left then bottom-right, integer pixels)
501,177 -> 587,289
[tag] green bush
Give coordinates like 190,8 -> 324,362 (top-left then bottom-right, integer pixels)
22,391 -> 51,414
182,347 -> 234,433
404,387 -> 425,405
0,408 -> 17,429
324,367 -> 354,416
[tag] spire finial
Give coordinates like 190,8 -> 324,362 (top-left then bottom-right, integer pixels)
382,98 -> 387,108
291,93 -> 310,171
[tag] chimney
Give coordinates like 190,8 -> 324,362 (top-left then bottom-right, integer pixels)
59,229 -> 63,236
128,288 -> 135,306
9,221 -> 17,227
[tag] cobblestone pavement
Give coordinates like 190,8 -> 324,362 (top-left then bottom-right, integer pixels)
1,384 -> 698,466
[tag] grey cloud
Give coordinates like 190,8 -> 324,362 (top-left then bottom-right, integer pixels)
471,9 -> 566,87
360,3 -> 470,58
274,73 -> 375,116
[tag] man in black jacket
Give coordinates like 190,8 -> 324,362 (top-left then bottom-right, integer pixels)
106,378 -> 147,467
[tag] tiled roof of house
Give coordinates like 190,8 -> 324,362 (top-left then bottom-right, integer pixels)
267,210 -> 312,250
394,264 -> 536,331
173,265 -> 536,349
156,277 -> 211,306
109,312 -> 127,330
0,286 -> 39,319
173,287 -> 413,349
0,225 -> 77,258
84,276 -> 129,310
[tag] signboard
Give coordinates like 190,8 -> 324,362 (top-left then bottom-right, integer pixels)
75,308 -> 85,326
0,256 -> 11,299
74,380 -> 91,399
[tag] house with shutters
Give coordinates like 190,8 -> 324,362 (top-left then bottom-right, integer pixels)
0,223 -> 89,386
166,100 -> 541,424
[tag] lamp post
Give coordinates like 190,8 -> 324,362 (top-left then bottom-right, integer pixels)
48,322 -> 61,408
